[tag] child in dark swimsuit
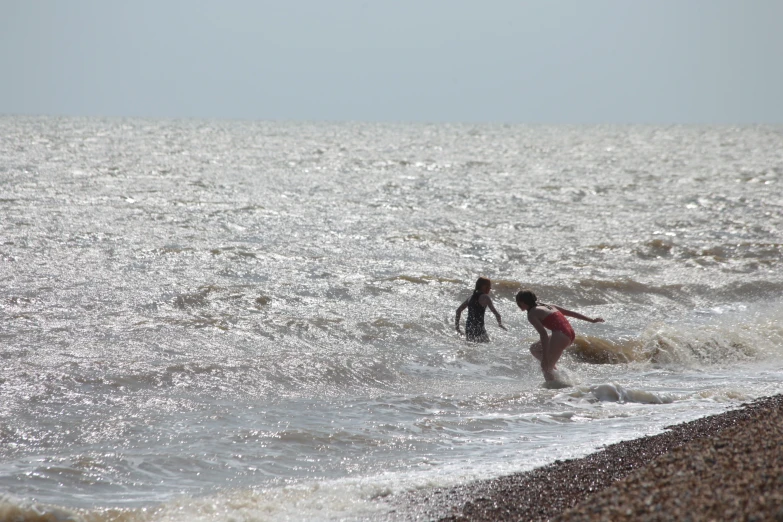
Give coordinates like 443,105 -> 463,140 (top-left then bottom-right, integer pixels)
515,290 -> 604,382
456,277 -> 506,342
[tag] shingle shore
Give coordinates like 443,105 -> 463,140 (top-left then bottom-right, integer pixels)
380,395 -> 783,521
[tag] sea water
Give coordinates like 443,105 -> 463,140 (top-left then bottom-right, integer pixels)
1,117 -> 782,521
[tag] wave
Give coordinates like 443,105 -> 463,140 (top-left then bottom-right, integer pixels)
495,278 -> 783,308
0,479 -> 395,522
124,302 -> 783,394
715,281 -> 783,301
568,336 -> 646,364
471,278 -> 694,309
0,495 -> 175,522
568,330 -> 761,367
566,383 -> 675,404
575,278 -> 691,302
0,496 -> 89,522
568,305 -> 783,367
389,274 -> 462,285
637,324 -> 764,366
629,238 -> 783,266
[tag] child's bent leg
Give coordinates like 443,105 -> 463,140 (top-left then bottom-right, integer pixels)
541,332 -> 571,380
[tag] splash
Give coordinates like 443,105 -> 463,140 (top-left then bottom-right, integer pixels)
568,336 -> 645,364
567,308 -> 783,368
543,369 -> 579,389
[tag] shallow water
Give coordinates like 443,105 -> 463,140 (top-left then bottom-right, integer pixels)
1,118 -> 782,520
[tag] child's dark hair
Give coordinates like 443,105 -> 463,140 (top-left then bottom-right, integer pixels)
516,290 -> 537,308
474,277 -> 491,291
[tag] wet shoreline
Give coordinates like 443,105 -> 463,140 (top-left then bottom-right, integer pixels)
380,394 -> 783,521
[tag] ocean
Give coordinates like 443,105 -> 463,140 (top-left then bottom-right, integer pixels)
1,117 -> 782,521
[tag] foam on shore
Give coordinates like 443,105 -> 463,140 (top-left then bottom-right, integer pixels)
380,395 -> 783,521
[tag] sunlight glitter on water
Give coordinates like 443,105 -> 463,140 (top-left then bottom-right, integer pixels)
1,117 -> 782,520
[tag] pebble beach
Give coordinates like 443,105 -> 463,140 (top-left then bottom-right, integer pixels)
384,395 -> 783,521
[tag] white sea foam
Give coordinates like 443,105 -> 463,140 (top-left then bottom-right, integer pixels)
573,383 -> 675,404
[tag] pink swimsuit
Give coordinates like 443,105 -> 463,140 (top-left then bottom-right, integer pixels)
540,309 -> 576,343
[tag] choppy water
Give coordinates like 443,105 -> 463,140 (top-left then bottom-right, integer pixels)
1,117 -> 782,521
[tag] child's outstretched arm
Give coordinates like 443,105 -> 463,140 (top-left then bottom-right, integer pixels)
554,305 -> 604,323
485,299 -> 507,330
455,299 -> 469,334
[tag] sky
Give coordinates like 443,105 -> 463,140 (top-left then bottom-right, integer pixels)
1,0 -> 782,123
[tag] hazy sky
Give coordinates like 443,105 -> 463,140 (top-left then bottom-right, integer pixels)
2,0 -> 782,123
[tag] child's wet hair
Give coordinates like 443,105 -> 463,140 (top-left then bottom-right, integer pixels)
474,277 -> 491,291
516,290 -> 537,308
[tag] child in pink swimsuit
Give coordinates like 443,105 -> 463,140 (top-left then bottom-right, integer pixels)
516,290 -> 604,382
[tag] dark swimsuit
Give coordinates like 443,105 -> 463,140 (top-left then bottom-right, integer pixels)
465,291 -> 489,342
536,305 -> 576,343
